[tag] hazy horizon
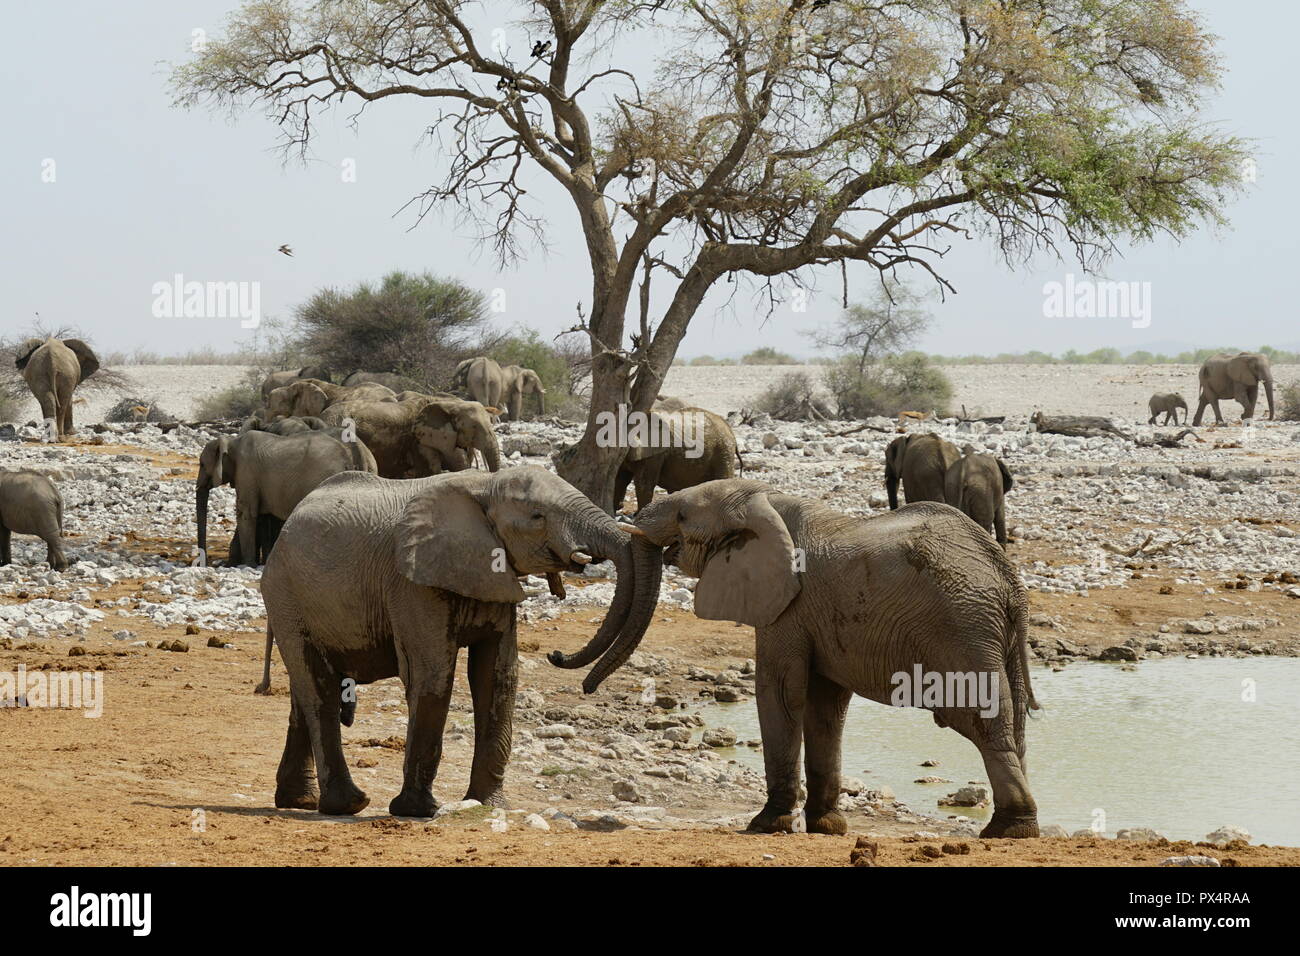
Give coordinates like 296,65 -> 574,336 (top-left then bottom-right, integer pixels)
4,0 -> 1295,360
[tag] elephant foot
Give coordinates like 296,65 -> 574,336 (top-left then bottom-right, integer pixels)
805,808 -> 848,836
747,806 -> 800,834
317,779 -> 369,816
466,786 -> 508,809
389,788 -> 438,818
979,808 -> 1039,839
274,784 -> 319,811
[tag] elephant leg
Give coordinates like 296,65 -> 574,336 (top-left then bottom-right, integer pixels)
1238,383 -> 1257,420
43,530 -> 69,572
232,494 -> 260,567
0,526 -> 10,565
802,670 -> 852,835
940,689 -> 1038,838
275,623 -> 367,815
1192,398 -> 1207,426
614,468 -> 633,515
389,603 -> 458,817
274,685 -> 320,810
61,393 -> 74,439
633,458 -> 665,513
465,614 -> 517,807
1211,399 -> 1224,424
994,501 -> 1008,549
749,629 -> 809,833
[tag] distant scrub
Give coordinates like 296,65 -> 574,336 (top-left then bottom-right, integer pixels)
930,346 -> 1300,366
741,347 -> 799,365
193,372 -> 263,421
1281,382 -> 1300,421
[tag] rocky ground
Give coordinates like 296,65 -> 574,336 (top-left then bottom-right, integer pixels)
2,369 -> 1299,866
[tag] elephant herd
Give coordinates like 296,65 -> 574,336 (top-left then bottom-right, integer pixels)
2,342 -> 1285,839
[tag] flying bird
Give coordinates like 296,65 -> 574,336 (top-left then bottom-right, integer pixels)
278,244 -> 293,257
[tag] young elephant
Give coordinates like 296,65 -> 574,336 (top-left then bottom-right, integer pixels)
944,446 -> 1013,549
884,432 -> 961,509
260,466 -> 661,816
1147,392 -> 1188,425
320,396 -> 499,478
0,471 -> 70,571
265,379 -> 396,419
561,479 -> 1039,839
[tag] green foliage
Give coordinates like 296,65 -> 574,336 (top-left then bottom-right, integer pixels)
1280,381 -> 1300,422
193,371 -> 263,421
486,329 -> 588,420
294,271 -> 491,388
824,353 -> 953,419
742,347 -> 798,365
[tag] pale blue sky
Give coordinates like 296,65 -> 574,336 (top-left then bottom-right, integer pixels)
3,1 -> 1294,359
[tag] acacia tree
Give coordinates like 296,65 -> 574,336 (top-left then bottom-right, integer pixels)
174,0 -> 1245,510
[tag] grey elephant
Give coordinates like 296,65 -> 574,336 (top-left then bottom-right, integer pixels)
260,366 -> 332,399
260,465 -> 660,816
196,430 -> 378,573
265,379 -> 396,419
457,357 -> 507,413
243,415 -> 330,436
1193,352 -> 1275,424
320,396 -> 498,478
342,370 -> 412,392
500,365 -> 546,421
0,470 -> 69,571
884,432 -> 961,509
1147,392 -> 1188,425
13,337 -> 100,440
560,479 -> 1038,838
944,445 -> 1013,549
612,403 -> 742,513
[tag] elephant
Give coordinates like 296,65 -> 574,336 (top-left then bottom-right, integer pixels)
260,366 -> 333,399
342,370 -> 412,392
459,357 -> 506,414
572,479 -> 1038,839
243,415 -> 330,436
259,465 -> 662,816
13,337 -> 100,440
500,365 -> 546,421
265,379 -> 396,419
884,432 -> 961,509
944,446 -> 1013,549
613,403 -> 742,513
0,470 -> 69,571
320,396 -> 499,479
1193,352 -> 1275,425
1147,392 -> 1188,425
195,429 -> 378,576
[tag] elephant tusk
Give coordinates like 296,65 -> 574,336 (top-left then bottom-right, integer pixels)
570,550 -> 593,565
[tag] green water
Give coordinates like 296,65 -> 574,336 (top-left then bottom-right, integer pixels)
696,657 -> 1300,844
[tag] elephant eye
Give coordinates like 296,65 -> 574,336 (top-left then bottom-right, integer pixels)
531,512 -> 544,522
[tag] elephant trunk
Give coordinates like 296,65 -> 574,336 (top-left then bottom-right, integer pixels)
196,477 -> 210,558
478,431 -> 501,472
580,533 -> 664,694
1263,373 -> 1275,421
548,506 -> 638,671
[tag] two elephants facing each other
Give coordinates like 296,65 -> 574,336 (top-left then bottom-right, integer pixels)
885,433 -> 1013,549
0,470 -> 70,571
1194,351 -> 1275,425
261,466 -> 661,816
319,395 -> 500,479
553,479 -> 1039,838
13,337 -> 100,441
454,357 -> 546,421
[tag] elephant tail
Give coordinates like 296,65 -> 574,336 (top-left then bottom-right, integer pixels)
1007,595 -> 1039,763
734,445 -> 745,476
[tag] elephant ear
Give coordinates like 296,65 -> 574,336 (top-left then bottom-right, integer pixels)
394,482 -> 525,604
13,338 -> 44,371
997,459 -> 1014,493
63,339 -> 100,383
695,492 -> 801,628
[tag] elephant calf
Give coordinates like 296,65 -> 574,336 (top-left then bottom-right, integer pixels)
563,479 -> 1040,839
0,470 -> 70,571
613,403 -> 741,513
944,446 -> 1013,549
1147,392 -> 1188,425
